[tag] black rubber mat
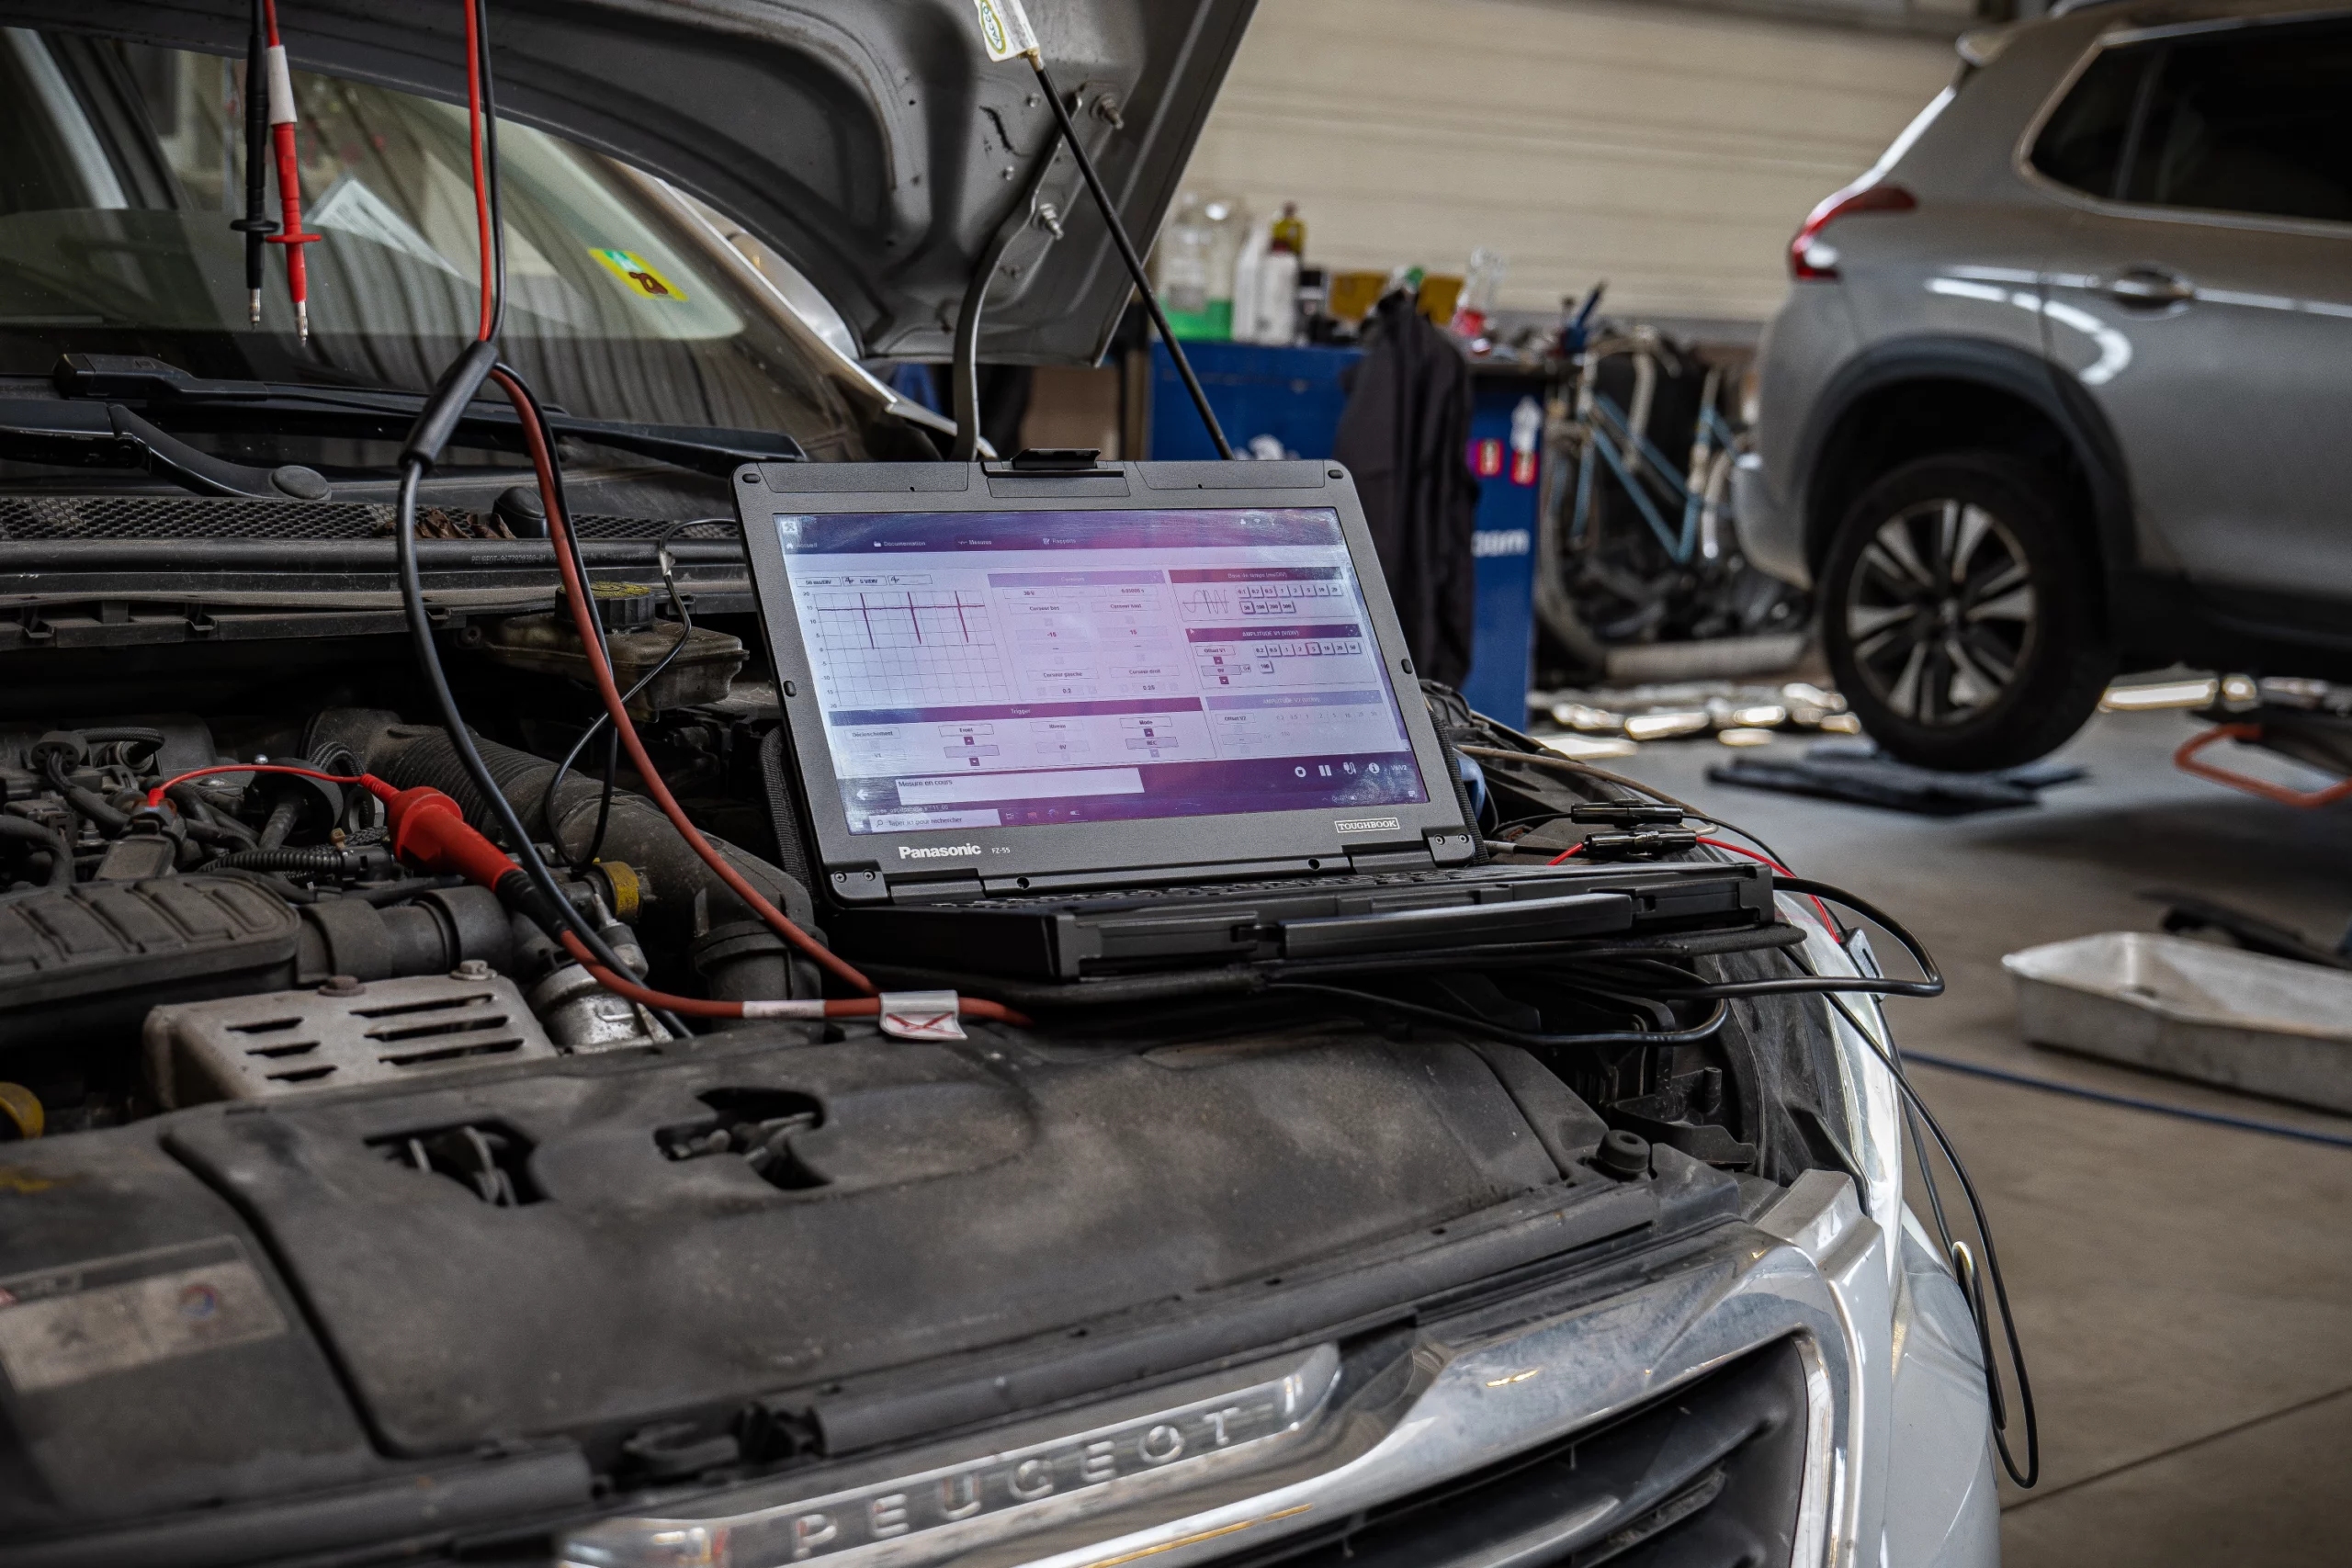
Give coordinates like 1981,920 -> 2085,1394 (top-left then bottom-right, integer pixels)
1707,740 -> 2086,817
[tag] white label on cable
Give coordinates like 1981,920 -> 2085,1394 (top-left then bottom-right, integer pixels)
265,44 -> 298,126
972,0 -> 1037,62
741,998 -> 827,1021
878,991 -> 966,1041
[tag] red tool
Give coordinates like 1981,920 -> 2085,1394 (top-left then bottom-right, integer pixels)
259,0 -> 322,341
2176,723 -> 2352,809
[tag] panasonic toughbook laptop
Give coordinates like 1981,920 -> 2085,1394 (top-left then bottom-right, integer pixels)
736,457 -> 1770,978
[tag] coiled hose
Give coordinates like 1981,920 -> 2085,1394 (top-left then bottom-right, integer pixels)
204,846 -> 368,875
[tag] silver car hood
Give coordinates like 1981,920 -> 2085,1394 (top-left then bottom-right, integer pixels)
13,0 -> 1254,364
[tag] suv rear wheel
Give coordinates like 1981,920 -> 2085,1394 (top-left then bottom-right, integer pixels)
1820,451 -> 2113,771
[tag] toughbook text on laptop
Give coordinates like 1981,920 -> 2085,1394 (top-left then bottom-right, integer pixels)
736,457 -> 1769,979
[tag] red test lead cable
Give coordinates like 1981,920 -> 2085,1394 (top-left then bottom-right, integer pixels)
145,765 -> 1024,1025
487,368 -> 879,998
554,932 -> 1024,1026
259,0 -> 322,341
460,0 -> 497,341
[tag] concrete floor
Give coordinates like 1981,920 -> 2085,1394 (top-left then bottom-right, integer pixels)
1609,708 -> 2352,1567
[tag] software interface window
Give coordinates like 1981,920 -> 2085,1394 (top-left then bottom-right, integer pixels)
776,507 -> 1431,834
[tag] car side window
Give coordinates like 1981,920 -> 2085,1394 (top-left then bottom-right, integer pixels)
2120,21 -> 2352,225
2030,45 -> 2154,199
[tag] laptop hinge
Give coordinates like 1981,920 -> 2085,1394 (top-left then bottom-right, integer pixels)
826,864 -> 888,904
1425,828 -> 1478,865
982,449 -> 1122,479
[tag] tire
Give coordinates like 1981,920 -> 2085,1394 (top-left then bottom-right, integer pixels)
1819,451 -> 2114,771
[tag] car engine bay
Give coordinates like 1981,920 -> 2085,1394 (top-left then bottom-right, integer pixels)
0,668 -> 1839,1157
0,696 -> 814,1132
0,587 -> 1896,1538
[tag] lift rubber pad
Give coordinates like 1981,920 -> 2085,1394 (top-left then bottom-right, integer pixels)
1708,742 -> 2086,817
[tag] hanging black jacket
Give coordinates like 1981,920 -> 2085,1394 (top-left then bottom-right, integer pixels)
1332,290 -> 1479,688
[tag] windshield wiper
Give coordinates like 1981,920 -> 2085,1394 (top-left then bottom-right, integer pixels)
45,354 -> 805,477
0,398 -> 333,500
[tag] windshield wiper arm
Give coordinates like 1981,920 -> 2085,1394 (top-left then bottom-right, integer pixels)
0,399 -> 332,500
51,354 -> 804,475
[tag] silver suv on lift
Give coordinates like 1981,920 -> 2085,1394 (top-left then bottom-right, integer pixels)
1738,0 -> 2352,770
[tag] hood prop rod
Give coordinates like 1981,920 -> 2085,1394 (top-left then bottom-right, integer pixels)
1023,49 -> 1230,460
959,4 -> 1232,461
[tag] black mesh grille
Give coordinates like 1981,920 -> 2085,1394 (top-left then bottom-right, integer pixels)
1211,1337 -> 1810,1568
0,495 -> 735,543
0,495 -> 387,540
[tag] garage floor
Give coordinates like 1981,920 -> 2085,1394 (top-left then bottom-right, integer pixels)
1613,707 -> 2352,1567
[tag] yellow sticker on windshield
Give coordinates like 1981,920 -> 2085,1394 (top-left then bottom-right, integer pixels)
591,248 -> 687,302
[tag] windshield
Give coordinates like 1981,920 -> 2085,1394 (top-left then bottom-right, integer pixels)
0,28 -> 868,456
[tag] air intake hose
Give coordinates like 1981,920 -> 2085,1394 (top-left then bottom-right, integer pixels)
371,727 -> 816,998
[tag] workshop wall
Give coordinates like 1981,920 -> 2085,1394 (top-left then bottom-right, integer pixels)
1178,0 -> 1961,329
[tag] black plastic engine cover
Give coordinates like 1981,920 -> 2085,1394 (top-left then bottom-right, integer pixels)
157,1027 -> 1587,1458
0,1023 -> 1712,1551
0,1132 -> 401,1533
0,877 -> 300,1051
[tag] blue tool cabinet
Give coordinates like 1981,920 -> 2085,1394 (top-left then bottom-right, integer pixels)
1146,340 -> 1536,726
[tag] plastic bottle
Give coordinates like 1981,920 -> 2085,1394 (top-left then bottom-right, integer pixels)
1199,197 -> 1246,340
1257,246 -> 1300,345
1295,265 -> 1329,340
1230,216 -> 1269,343
1453,247 -> 1507,343
1270,201 -> 1305,257
1156,192 -> 1218,339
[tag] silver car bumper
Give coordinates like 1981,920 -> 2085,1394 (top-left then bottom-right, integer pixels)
1734,451 -> 1813,591
562,1170 -> 1994,1568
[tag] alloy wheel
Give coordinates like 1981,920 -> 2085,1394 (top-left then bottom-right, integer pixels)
1842,499 -> 2037,728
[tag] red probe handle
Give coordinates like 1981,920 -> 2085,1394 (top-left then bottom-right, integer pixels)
380,784 -> 526,889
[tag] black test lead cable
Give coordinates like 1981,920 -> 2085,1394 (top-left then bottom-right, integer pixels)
1755,881 -> 2036,1489
389,3 -> 685,1037
232,0 -> 277,322
977,6 -> 1233,459
540,525 -> 715,874
1826,987 -> 2040,1489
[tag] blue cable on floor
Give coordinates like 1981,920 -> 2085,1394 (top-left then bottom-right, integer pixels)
1902,1050 -> 2352,1149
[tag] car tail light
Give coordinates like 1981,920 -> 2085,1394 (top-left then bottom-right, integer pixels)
1788,183 -> 1916,280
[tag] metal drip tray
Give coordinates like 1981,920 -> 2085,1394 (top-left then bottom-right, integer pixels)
2004,931 -> 2352,1112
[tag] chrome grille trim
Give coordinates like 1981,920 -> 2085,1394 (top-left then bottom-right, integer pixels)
560,1174 -> 1881,1568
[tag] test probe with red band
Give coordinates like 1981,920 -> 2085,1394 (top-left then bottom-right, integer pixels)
143,765 -> 1023,1027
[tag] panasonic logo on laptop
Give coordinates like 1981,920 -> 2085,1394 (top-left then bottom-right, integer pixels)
1333,817 -> 1400,834
899,843 -> 982,860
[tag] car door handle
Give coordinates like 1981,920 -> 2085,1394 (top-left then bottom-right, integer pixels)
2099,267 -> 2195,308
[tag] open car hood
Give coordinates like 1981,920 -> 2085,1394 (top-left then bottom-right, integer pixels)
17,0 -> 1254,365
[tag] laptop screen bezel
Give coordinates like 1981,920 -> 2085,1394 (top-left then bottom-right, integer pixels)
736,459 -> 1472,896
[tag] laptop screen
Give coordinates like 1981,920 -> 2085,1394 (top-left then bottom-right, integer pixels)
774,506 -> 1433,836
